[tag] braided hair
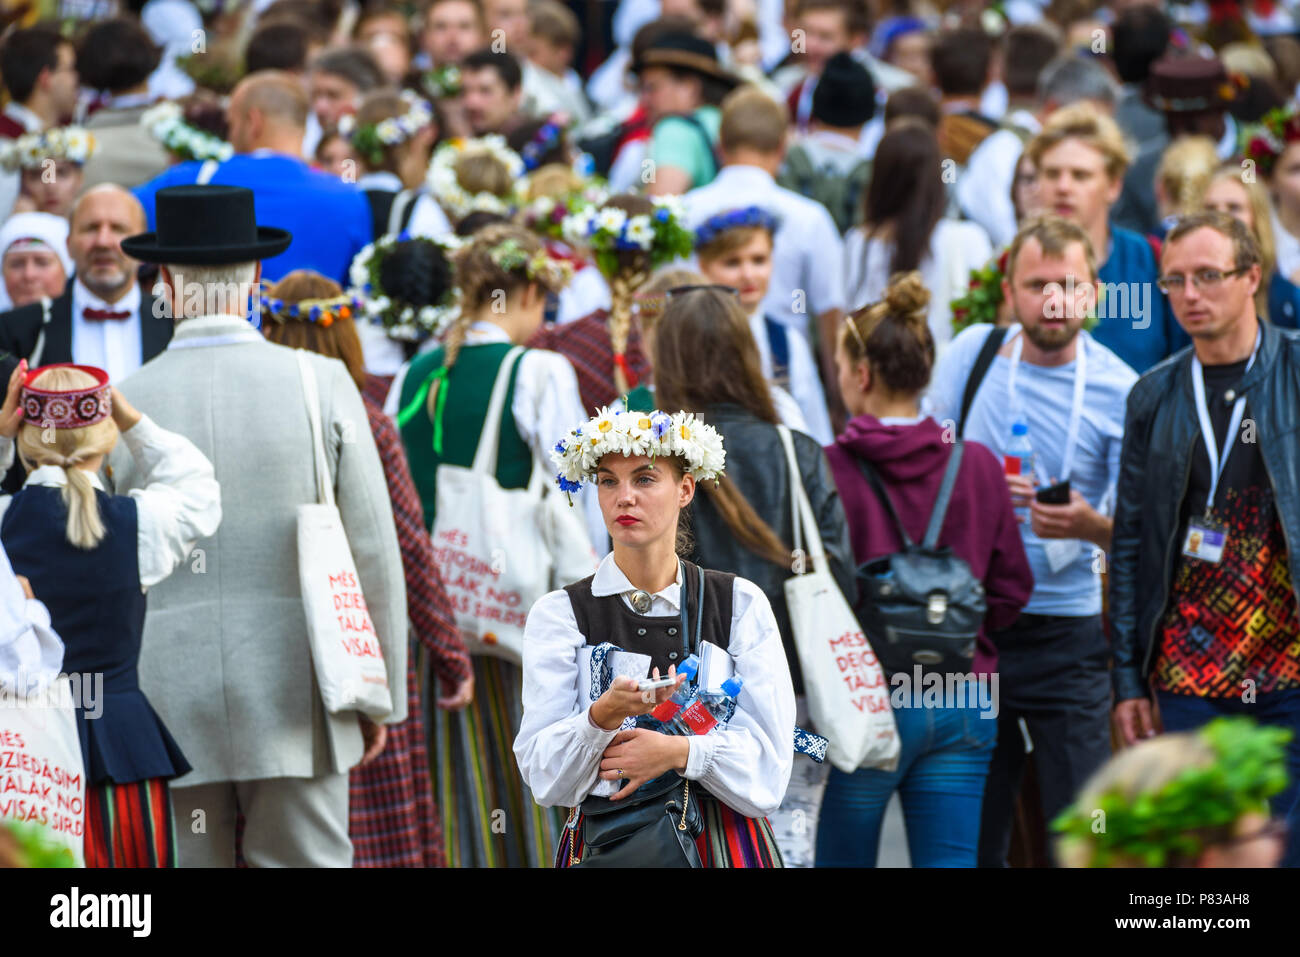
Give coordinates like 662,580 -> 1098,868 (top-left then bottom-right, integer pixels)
596,194 -> 656,395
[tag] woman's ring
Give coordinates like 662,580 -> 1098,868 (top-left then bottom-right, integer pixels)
617,769 -> 625,778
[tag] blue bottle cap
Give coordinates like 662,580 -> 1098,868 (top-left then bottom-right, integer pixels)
721,675 -> 743,698
677,654 -> 700,681
1011,421 -> 1028,436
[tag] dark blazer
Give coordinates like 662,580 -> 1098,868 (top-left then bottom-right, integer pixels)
0,286 -> 171,367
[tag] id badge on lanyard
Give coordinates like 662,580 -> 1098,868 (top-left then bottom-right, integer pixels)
1182,331 -> 1261,564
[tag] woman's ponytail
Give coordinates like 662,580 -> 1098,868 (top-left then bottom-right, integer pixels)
61,463 -> 107,550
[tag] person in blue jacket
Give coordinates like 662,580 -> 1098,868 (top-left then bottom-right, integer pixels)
1024,102 -> 1190,373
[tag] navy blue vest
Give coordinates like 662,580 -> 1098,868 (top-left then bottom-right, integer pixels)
1,486 -> 190,785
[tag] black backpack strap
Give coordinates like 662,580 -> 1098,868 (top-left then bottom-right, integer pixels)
922,440 -> 964,548
852,455 -> 915,549
957,325 -> 1009,438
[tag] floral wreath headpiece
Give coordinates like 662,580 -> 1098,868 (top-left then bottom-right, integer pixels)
519,181 -> 609,241
1051,717 -> 1291,868
422,63 -> 462,100
488,236 -> 574,289
1243,105 -> 1300,179
520,113 -> 569,172
693,205 -> 779,247
21,364 -> 111,429
140,101 -> 233,163
0,127 -> 96,172
550,406 -> 725,496
347,232 -> 463,341
338,92 -> 434,167
425,135 -> 525,220
260,293 -> 362,328
560,195 -> 694,278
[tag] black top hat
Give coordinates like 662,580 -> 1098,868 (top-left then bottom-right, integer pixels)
631,32 -> 740,89
813,52 -> 876,128
121,185 -> 293,265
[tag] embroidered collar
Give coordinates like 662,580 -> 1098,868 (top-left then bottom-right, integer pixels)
590,552 -> 683,612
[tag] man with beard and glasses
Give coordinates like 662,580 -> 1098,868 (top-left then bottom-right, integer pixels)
925,216 -> 1138,866
0,184 -> 171,382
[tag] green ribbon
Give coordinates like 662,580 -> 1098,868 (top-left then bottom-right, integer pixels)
397,366 -> 450,456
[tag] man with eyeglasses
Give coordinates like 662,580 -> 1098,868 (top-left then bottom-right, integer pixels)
1111,209 -> 1300,868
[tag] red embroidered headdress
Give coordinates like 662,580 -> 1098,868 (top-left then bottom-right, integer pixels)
21,364 -> 112,430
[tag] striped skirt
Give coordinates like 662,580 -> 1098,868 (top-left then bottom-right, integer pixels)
84,777 -> 178,868
555,796 -> 785,868
429,654 -> 562,867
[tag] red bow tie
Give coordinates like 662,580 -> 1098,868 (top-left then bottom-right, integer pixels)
83,307 -> 131,321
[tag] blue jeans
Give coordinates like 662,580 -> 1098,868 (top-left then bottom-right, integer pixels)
1157,689 -> 1300,868
814,702 -> 997,867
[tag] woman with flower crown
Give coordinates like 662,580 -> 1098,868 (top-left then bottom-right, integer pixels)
516,406 -> 796,867
340,90 -> 441,240
0,360 -> 221,867
527,191 -> 694,415
0,125 -> 97,220
387,222 -> 594,867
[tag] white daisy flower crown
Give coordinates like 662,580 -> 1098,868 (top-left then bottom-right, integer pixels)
550,406 -> 726,494
347,232 -> 464,341
0,126 -> 96,172
425,135 -> 525,220
140,101 -> 234,163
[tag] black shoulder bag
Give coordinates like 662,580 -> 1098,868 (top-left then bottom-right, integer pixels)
567,564 -> 707,868
852,441 -> 987,675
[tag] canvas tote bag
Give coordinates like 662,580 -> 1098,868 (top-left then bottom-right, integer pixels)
777,426 -> 899,773
431,345 -> 595,662
295,350 -> 394,718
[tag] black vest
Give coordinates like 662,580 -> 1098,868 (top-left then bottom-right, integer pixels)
564,560 -> 733,676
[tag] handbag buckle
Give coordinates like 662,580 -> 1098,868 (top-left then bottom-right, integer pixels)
926,592 -> 947,624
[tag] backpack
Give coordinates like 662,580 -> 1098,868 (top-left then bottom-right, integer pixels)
778,142 -> 872,234
851,440 -> 987,675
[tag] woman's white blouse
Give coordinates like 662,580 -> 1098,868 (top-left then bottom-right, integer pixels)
0,414 -> 221,590
514,553 -> 796,819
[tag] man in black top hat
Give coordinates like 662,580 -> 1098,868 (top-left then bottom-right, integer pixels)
106,184 -> 409,868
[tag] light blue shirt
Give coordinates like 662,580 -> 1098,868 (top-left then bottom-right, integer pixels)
924,323 -> 1137,616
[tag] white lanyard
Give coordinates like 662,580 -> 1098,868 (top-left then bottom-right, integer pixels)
1191,329 -> 1261,517
1005,327 -> 1088,482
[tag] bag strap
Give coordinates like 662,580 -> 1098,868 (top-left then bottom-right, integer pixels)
777,425 -> 825,573
470,345 -> 526,475
388,188 -> 419,236
957,325 -> 1008,438
295,350 -> 334,507
30,295 -> 52,367
852,454 -> 914,549
922,439 -> 964,549
196,159 -> 220,185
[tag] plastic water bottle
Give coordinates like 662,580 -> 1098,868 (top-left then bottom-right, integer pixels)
669,676 -> 744,736
648,654 -> 700,724
1005,419 -> 1035,522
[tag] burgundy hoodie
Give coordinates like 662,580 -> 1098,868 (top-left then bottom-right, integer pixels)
824,414 -> 1034,674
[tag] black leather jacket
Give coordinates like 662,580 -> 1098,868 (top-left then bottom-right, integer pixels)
686,404 -> 855,694
1110,319 -> 1300,701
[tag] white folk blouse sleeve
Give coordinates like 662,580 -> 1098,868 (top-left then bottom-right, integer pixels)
119,414 -> 223,590
680,578 -> 796,818
514,588 -> 620,808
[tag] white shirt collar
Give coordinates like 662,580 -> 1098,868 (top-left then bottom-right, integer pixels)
3,102 -> 43,133
24,465 -> 105,492
714,164 -> 775,189
466,320 -> 511,344
590,552 -> 683,612
806,129 -> 861,152
73,277 -> 141,315
358,171 -> 403,191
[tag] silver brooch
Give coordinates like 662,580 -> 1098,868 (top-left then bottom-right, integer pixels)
628,590 -> 652,613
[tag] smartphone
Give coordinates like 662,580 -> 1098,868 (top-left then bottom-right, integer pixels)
1036,480 -> 1071,505
636,675 -> 679,692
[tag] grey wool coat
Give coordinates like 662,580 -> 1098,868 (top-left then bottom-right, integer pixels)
107,313 -> 408,787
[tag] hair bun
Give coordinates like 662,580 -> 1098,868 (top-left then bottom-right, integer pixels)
884,271 -> 930,322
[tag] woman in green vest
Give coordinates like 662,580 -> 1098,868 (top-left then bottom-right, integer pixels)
391,222 -> 593,867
